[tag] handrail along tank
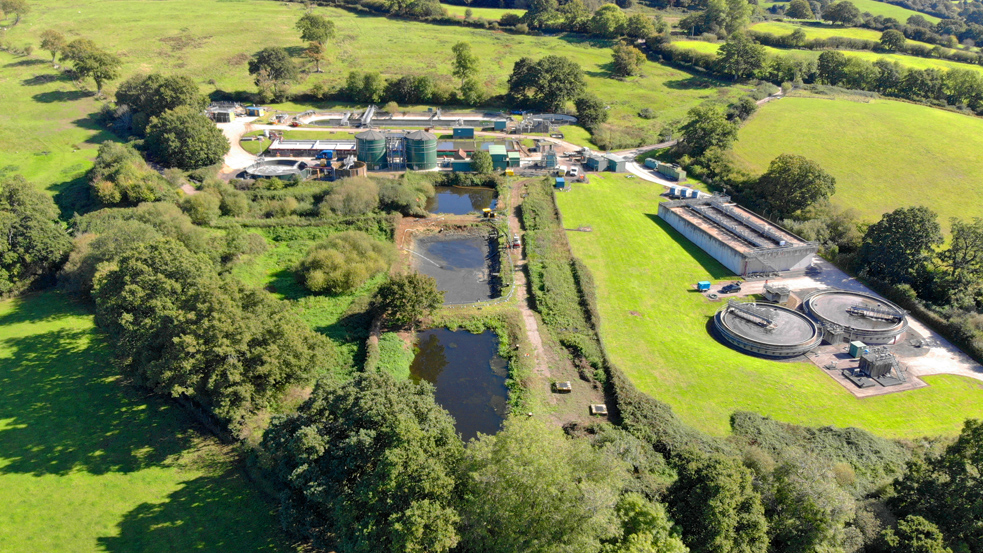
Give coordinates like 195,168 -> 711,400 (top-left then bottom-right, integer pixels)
355,130 -> 387,170
405,130 -> 438,170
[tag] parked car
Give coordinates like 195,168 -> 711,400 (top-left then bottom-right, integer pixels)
720,282 -> 742,294
512,236 -> 521,248
568,167 -> 580,178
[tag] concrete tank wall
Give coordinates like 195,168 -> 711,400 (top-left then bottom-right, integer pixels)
658,203 -> 745,275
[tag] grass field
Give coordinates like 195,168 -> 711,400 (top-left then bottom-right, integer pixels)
751,20 -> 940,51
761,0 -> 941,22
731,96 -> 983,225
0,292 -> 293,552
441,2 -> 526,19
555,174 -> 983,438
2,0 -> 739,193
672,39 -> 983,74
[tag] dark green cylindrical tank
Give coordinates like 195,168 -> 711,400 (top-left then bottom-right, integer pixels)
405,130 -> 437,171
355,130 -> 386,170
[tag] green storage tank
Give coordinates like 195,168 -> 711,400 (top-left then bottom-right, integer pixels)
355,130 -> 387,170
405,130 -> 438,171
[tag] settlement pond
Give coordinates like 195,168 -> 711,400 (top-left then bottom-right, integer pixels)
426,186 -> 497,215
410,329 -> 509,441
411,231 -> 500,305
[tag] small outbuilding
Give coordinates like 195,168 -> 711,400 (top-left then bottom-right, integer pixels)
453,127 -> 475,139
246,106 -> 266,117
489,144 -> 508,170
211,109 -> 236,123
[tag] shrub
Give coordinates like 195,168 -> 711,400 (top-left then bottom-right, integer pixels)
297,230 -> 396,294
180,191 -> 222,225
319,177 -> 379,216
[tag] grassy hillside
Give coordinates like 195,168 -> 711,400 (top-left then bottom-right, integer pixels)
731,96 -> 983,225
672,39 -> 983,74
556,174 -> 983,438
2,0 -> 739,191
0,293 -> 292,552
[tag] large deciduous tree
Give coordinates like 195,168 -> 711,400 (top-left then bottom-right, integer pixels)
296,13 -> 335,72
590,4 -> 628,37
507,55 -> 585,112
89,142 -> 175,206
668,451 -> 769,553
0,0 -> 29,24
881,516 -> 953,553
39,29 -> 65,64
470,149 -> 493,174
145,106 -> 229,170
890,419 -> 983,553
678,104 -> 738,158
786,0 -> 815,19
457,417 -> 629,553
261,371 -> 464,553
939,218 -> 983,287
60,38 -> 121,94
248,47 -> 298,102
715,32 -> 766,81
451,41 -> 479,86
856,206 -> 942,285
93,238 -> 331,431
612,44 -> 646,78
575,94 -> 608,129
823,1 -> 861,25
880,29 -> 907,51
0,175 -> 72,294
115,73 -> 207,121
373,273 -> 443,327
748,154 -> 836,218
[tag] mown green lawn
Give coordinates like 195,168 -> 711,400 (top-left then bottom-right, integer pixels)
0,293 -> 293,552
731,96 -> 983,226
3,0 -> 739,193
556,173 -> 983,438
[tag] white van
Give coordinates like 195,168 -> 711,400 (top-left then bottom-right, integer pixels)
568,167 -> 580,178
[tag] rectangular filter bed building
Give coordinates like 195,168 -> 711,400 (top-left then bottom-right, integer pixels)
658,196 -> 818,276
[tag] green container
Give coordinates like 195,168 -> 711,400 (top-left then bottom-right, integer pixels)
355,130 -> 387,170
405,130 -> 438,171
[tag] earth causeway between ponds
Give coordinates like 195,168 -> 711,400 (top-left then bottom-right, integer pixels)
425,186 -> 497,215
410,329 -> 509,441
410,232 -> 499,305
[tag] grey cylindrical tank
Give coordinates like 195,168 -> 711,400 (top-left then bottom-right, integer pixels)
405,130 -> 437,171
356,129 -> 387,170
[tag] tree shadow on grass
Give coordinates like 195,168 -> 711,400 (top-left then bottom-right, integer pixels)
32,90 -> 91,103
4,58 -> 48,68
97,472 -> 291,553
52,174 -> 100,219
0,306 -> 196,476
71,115 -> 118,145
21,72 -> 72,86
644,213 -> 734,279
664,75 -> 724,90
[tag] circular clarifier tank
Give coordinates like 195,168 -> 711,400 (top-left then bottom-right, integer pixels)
802,289 -> 907,344
714,301 -> 822,357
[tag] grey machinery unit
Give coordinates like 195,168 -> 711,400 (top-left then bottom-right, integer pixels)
405,130 -> 438,170
355,129 -> 387,170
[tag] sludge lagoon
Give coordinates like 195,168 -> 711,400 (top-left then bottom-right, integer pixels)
410,231 -> 500,305
410,329 -> 508,441
425,186 -> 497,215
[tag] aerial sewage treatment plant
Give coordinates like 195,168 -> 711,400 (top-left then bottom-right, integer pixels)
713,300 -> 823,358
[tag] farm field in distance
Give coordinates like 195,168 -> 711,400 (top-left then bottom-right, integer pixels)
4,0 -> 740,193
671,39 -> 983,75
555,173 -> 983,438
750,20 -> 942,50
760,0 -> 941,23
440,2 -> 526,19
731,96 -> 983,226
0,293 -> 291,552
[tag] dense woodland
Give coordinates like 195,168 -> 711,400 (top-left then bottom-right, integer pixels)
1,0 -> 982,551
